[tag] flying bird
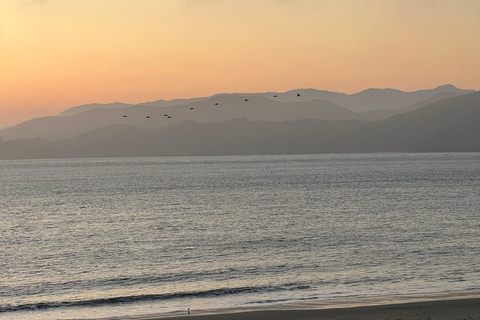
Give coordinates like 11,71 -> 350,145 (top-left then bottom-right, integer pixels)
245,99 -> 249,102
123,115 -> 127,117
167,116 -> 171,118
146,116 -> 150,118
273,95 -> 277,98
215,103 -> 219,105
297,93 -> 300,97
190,107 -> 194,110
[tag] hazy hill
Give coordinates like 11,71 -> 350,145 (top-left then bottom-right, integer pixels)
265,84 -> 474,111
360,90 -> 480,152
0,85 -> 474,141
56,97 -> 219,117
51,83 -> 473,117
1,91 -> 478,159
58,102 -> 134,117
357,91 -> 468,121
0,96 -> 359,141
57,98 -> 217,117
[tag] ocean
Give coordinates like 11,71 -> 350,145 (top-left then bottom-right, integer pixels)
1,153 -> 479,320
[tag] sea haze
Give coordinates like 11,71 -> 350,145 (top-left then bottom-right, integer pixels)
1,153 -> 479,319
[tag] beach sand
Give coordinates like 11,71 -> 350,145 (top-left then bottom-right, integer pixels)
103,294 -> 480,320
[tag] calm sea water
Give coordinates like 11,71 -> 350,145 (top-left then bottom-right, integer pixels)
1,153 -> 479,320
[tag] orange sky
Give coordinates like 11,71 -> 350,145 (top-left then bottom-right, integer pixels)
1,0 -> 479,128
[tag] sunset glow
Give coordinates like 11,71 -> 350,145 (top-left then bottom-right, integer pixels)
1,0 -> 479,127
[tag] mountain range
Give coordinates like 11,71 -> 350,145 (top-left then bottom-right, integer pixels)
1,89 -> 479,160
0,85 -> 473,141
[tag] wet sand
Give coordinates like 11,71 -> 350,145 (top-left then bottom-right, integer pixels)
104,293 -> 480,320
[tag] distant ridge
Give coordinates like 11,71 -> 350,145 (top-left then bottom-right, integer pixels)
1,91 -> 478,159
55,84 -> 474,117
260,84 -> 473,111
0,96 -> 359,141
0,85 -> 474,141
357,91 -> 468,121
58,102 -> 133,117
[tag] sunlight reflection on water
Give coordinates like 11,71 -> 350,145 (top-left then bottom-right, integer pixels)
1,153 -> 479,319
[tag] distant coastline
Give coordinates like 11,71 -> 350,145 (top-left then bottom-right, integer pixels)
1,89 -> 479,160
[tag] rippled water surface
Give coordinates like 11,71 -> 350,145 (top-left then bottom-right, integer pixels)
1,153 -> 479,319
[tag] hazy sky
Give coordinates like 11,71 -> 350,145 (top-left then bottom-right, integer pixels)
1,0 -> 479,128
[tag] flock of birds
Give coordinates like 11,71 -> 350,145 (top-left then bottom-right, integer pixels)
121,92 -> 300,120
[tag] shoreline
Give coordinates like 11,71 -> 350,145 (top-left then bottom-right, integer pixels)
99,290 -> 480,320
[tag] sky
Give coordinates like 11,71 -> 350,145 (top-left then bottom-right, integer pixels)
0,0 -> 479,128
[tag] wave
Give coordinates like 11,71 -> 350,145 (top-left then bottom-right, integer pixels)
0,283 -> 311,313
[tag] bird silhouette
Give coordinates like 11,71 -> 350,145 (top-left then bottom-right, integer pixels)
190,107 -> 194,110
215,102 -> 219,105
245,99 -> 249,102
297,93 -> 300,97
146,116 -> 150,118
